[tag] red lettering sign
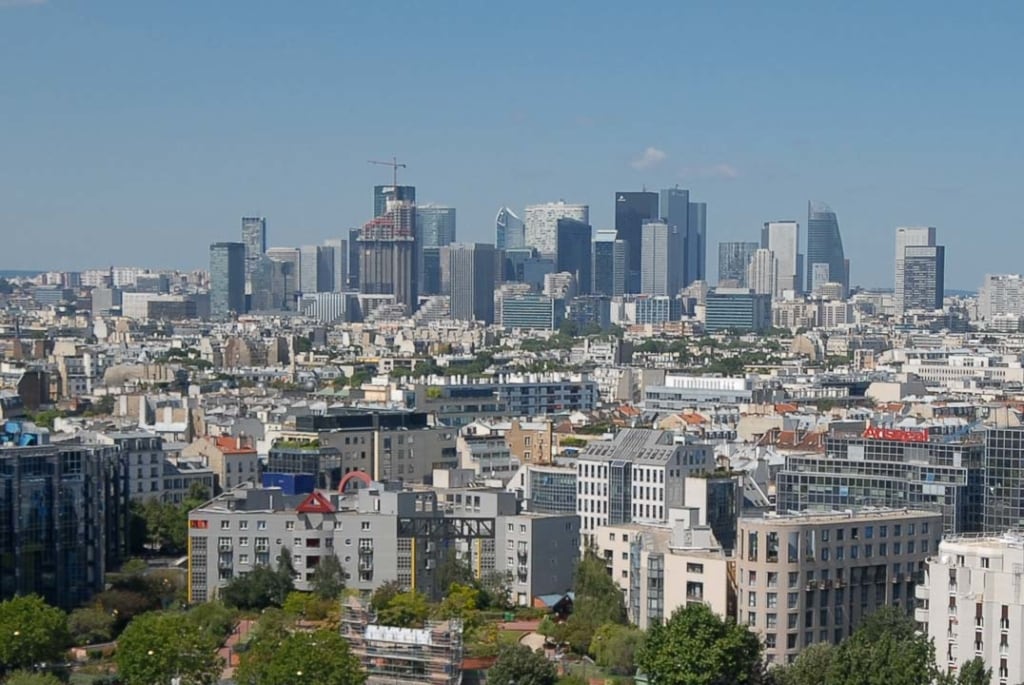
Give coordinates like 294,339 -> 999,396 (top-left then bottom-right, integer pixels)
862,427 -> 929,443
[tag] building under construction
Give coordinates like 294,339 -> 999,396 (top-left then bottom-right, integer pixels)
341,596 -> 463,685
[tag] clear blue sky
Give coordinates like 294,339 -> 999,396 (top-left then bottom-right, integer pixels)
2,1 -> 1022,289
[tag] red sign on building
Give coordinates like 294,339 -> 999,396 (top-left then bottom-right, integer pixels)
862,427 -> 930,443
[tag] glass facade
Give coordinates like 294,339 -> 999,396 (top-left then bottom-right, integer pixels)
528,469 -> 577,515
805,202 -> 847,295
718,241 -> 759,286
556,219 -> 592,294
209,241 -> 246,319
984,428 -> 1024,532
614,191 -> 659,293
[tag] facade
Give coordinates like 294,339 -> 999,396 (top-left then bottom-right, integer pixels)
747,248 -> 778,297
704,288 -> 772,333
556,219 -> 592,294
241,216 -> 267,291
505,419 -> 555,465
634,295 -> 681,325
737,509 -> 942,665
614,191 -> 659,293
359,199 -> 418,313
500,295 -> 564,331
323,238 -> 347,293
640,220 -> 670,296
718,241 -> 759,287
805,202 -> 847,296
659,187 -> 689,293
592,229 -> 628,297
918,534 -> 1024,683
984,427 -> 1024,532
209,241 -> 246,319
446,242 -> 496,324
686,201 -> 708,287
643,374 -> 753,409
761,221 -> 801,296
524,201 -> 589,259
894,226 -> 937,313
416,205 -> 456,296
182,435 -> 260,493
507,463 -> 577,515
299,244 -> 335,294
495,206 -> 524,250
980,274 -> 1024,321
0,426 -> 129,610
902,245 -> 945,312
374,184 -> 415,218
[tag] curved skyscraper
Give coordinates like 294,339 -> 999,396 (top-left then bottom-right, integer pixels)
806,201 -> 847,295
495,207 -> 524,251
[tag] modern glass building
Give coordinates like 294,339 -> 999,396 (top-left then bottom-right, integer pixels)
902,245 -> 945,311
556,218 -> 592,294
983,428 -> 1024,532
241,216 -> 266,290
686,201 -> 707,286
500,295 -> 564,331
447,242 -> 496,324
209,241 -> 245,319
640,220 -> 669,296
415,205 -> 456,297
704,288 -> 771,332
718,241 -> 759,286
614,191 -> 659,293
806,202 -> 847,295
374,185 -> 415,218
592,229 -> 627,297
660,187 -> 689,293
527,467 -> 577,515
495,207 -> 524,251
761,221 -> 800,295
634,295 -> 680,325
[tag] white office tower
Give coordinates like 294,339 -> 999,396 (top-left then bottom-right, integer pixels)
323,238 -> 347,293
919,534 -> 1024,683
895,226 -> 936,313
524,201 -> 589,259
980,274 -> 1024,321
641,220 -> 669,296
746,249 -> 777,297
761,221 -> 800,296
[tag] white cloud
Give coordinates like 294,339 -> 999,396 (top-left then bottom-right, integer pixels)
630,146 -> 667,171
680,163 -> 740,180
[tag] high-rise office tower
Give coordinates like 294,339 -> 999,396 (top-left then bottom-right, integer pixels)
265,247 -> 301,309
524,201 -> 589,259
446,243 -> 497,324
209,242 -> 245,319
496,207 -> 525,250
614,191 -> 659,293
359,198 -> 418,312
761,221 -> 800,296
323,238 -> 347,293
250,256 -> 291,311
746,248 -> 778,297
718,242 -> 759,287
640,220 -> 670,296
416,205 -> 456,296
592,229 -> 628,297
241,217 -> 267,292
659,187 -> 689,294
686,201 -> 707,286
374,185 -> 415,218
894,226 -> 937,313
902,245 -> 945,312
806,202 -> 847,296
299,244 -> 335,294
556,218 -> 592,294
347,228 -> 361,289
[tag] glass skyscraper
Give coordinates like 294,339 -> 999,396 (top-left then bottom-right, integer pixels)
373,185 -> 415,218
556,218 -> 592,294
805,201 -> 847,295
592,229 -> 627,296
718,241 -> 759,286
209,242 -> 245,319
614,191 -> 659,293
416,205 -> 456,296
495,207 -> 524,251
241,216 -> 266,291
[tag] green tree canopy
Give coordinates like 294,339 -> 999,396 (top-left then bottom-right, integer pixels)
186,601 -> 237,641
770,642 -> 834,685
221,553 -> 295,611
589,622 -> 645,676
3,671 -> 64,685
434,583 -> 481,631
369,580 -> 404,613
563,551 -> 626,653
235,628 -> 365,685
376,590 -> 430,629
115,611 -> 222,685
67,607 -> 116,646
487,644 -> 557,685
0,595 -> 69,674
636,602 -> 762,685
827,606 -> 937,685
940,657 -> 991,685
310,555 -> 347,600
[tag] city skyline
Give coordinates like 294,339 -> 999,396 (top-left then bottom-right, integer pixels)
3,2 -> 1021,288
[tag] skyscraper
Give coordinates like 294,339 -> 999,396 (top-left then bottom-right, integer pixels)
265,247 -> 301,309
556,218 -> 592,294
299,244 -> 335,294
209,242 -> 245,319
640,220 -> 670,296
241,217 -> 267,291
686,201 -> 707,286
806,202 -> 847,296
524,201 -> 589,258
495,207 -> 525,250
359,198 -> 418,312
416,205 -> 456,296
894,226 -> 937,313
718,242 -> 759,287
323,238 -> 347,293
446,243 -> 496,324
347,228 -> 361,290
614,191 -> 659,293
660,187 -> 689,293
761,221 -> 800,296
374,185 -> 415,218
746,248 -> 777,297
902,245 -> 945,312
592,229 -> 628,297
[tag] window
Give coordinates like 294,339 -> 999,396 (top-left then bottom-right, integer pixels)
982,557 -> 990,569
788,592 -> 799,609
767,572 -> 778,588
239,537 -> 249,546
687,563 -> 704,574
747,612 -> 757,627
257,520 -> 267,530
921,522 -> 929,534
747,531 -> 758,561
767,593 -> 778,609
748,571 -> 757,586
239,521 -> 249,530
748,592 -> 757,608
880,525 -> 888,538
362,521 -> 371,531
285,521 -> 294,531
220,521 -> 231,530
789,572 -> 800,588
767,613 -> 778,629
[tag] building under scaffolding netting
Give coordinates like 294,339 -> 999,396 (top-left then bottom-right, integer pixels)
341,597 -> 464,685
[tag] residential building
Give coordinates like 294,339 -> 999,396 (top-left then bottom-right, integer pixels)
209,242 -> 245,319
643,374 -> 753,409
446,242 -> 496,324
895,226 -> 937,313
641,220 -> 670,296
614,191 -> 659,293
495,206 -> 525,250
737,509 -> 941,665
718,241 -> 759,287
918,534 -> 1024,683
524,201 -> 589,259
806,202 -> 847,296
593,229 -> 628,297
761,221 -> 801,295
182,434 -> 260,493
556,218 -> 592,294
980,274 -> 1024,321
505,419 -> 555,465
704,288 -> 772,333
747,248 -> 777,297
902,245 -> 945,312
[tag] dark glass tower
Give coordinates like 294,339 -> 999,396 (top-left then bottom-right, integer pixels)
374,185 -> 416,218
556,218 -> 593,294
209,242 -> 246,319
659,187 -> 689,293
614,191 -> 659,293
806,201 -> 847,295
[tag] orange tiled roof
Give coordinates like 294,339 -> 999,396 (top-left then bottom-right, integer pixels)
212,435 -> 257,455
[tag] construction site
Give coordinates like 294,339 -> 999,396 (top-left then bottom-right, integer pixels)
341,596 -> 464,685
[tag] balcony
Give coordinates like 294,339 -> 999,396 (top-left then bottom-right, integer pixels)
914,608 -> 929,623
915,585 -> 929,600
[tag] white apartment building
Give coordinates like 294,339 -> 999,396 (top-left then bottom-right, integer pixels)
918,534 -> 1024,684
524,201 -> 589,258
980,274 -> 1024,321
892,349 -> 1024,387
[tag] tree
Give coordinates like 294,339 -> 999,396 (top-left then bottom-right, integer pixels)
68,607 -> 116,645
636,603 -> 763,685
94,589 -> 159,631
563,552 -> 626,653
828,606 -> 937,685
310,555 -> 347,600
370,581 -> 404,613
221,566 -> 293,611
589,622 -> 644,676
487,644 -> 557,685
186,602 -> 237,642
434,583 -> 481,631
376,590 -> 430,628
939,657 -> 991,685
770,642 -> 834,685
235,628 -> 365,685
115,612 -> 222,685
0,595 -> 69,674
4,671 -> 63,685
120,558 -> 148,577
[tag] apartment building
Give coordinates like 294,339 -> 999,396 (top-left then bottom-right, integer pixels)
181,434 -> 260,492
918,534 -> 1024,684
737,509 -> 942,665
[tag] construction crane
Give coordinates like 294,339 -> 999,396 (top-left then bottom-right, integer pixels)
367,156 -> 407,187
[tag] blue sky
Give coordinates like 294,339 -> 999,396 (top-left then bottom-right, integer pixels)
2,1 -> 1022,289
